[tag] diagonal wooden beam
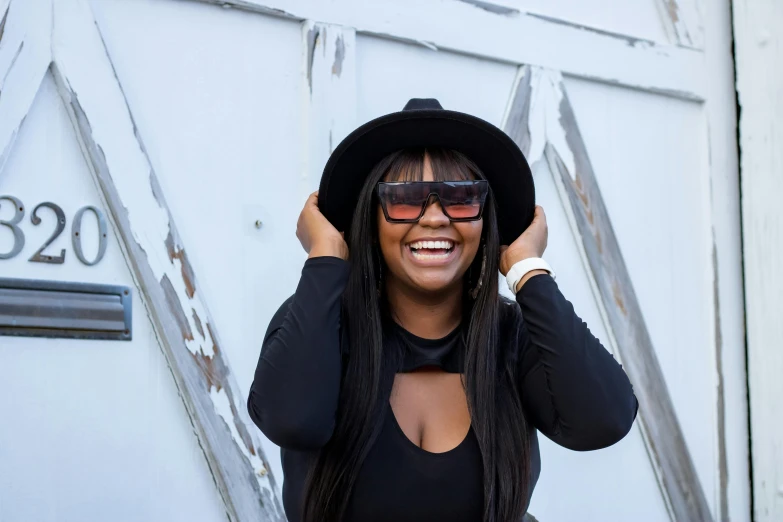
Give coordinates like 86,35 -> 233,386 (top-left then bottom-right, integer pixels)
0,0 -> 52,172
502,65 -> 713,522
49,0 -> 283,520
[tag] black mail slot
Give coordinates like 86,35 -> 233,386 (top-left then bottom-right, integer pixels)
0,278 -> 132,340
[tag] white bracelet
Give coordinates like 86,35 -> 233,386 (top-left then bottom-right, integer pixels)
506,257 -> 555,294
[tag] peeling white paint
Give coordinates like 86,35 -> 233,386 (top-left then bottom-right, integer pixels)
525,69 -> 546,165
47,1 -> 282,520
187,299 -> 215,357
196,0 -> 707,101
52,0 -> 211,359
505,63 -> 717,522
0,1 -> 738,521
52,2 -> 172,283
655,0 -> 704,49
526,68 -> 576,180
301,21 -> 356,191
210,386 -> 274,490
541,71 -> 576,181
703,1 -> 750,520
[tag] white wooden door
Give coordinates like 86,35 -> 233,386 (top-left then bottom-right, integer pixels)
0,0 -> 747,521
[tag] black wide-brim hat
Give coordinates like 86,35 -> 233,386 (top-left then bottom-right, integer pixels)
318,98 -> 535,246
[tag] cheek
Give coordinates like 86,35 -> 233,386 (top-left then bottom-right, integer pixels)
377,208 -> 406,260
456,222 -> 483,256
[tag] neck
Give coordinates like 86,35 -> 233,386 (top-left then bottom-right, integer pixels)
384,276 -> 463,339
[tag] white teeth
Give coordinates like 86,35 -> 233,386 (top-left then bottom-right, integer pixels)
408,240 -> 454,250
408,240 -> 454,261
411,250 -> 450,260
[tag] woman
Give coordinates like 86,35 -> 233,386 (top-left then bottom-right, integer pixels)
248,99 -> 638,522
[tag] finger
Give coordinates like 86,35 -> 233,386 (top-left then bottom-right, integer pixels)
533,205 -> 547,226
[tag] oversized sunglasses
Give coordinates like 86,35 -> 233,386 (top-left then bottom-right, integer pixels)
377,180 -> 489,223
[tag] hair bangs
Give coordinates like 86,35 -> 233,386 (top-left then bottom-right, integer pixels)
427,147 -> 480,182
382,147 -> 481,183
382,148 -> 425,182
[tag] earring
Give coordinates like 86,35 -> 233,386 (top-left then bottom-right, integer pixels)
469,244 -> 487,299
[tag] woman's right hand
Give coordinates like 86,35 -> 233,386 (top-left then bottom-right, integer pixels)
296,191 -> 349,260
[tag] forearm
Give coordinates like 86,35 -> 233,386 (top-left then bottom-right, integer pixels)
516,274 -> 638,451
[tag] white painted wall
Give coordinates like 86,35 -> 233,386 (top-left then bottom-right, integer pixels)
703,0 -> 749,520
733,1 -> 783,521
515,0 -> 670,43
0,0 -> 750,520
561,77 -> 716,519
88,0 -> 308,484
0,72 -> 229,522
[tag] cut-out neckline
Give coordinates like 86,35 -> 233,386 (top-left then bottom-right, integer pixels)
392,320 -> 463,346
388,404 -> 472,457
392,321 -> 466,374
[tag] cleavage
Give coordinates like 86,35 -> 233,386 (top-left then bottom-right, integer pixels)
389,369 -> 471,454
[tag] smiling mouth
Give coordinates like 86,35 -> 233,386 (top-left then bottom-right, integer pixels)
407,240 -> 456,260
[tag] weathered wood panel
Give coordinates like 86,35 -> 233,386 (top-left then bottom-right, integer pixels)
193,0 -> 706,101
502,65 -> 713,522
0,0 -> 51,171
49,0 -> 283,520
703,0 -> 748,519
733,1 -> 783,520
301,21 -> 356,189
655,0 -> 703,49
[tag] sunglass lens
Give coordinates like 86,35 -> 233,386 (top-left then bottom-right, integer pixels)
440,183 -> 484,219
379,184 -> 427,220
386,201 -> 425,220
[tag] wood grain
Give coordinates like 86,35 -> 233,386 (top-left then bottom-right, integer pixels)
502,65 -> 714,522
194,0 -> 706,101
49,0 -> 284,520
655,0 -> 700,48
733,0 -> 783,519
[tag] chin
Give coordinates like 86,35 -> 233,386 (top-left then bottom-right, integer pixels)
408,274 -> 462,294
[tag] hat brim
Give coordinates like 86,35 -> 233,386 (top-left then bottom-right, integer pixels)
318,108 -> 535,246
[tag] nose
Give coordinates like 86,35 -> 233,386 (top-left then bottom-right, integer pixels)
418,195 -> 450,228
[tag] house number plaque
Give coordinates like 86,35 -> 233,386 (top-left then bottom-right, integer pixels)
0,195 -> 108,265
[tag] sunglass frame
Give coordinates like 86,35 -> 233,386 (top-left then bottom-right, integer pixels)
376,180 -> 489,223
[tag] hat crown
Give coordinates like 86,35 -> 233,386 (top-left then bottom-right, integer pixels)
402,98 -> 443,111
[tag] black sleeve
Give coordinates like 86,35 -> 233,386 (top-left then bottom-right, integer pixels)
247,256 -> 350,451
515,274 -> 638,451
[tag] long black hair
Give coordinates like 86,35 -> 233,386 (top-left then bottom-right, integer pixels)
302,148 -> 531,522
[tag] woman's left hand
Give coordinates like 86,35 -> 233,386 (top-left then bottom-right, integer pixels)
499,205 -> 548,277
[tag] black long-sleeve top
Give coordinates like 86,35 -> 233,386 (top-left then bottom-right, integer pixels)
248,256 -> 638,521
